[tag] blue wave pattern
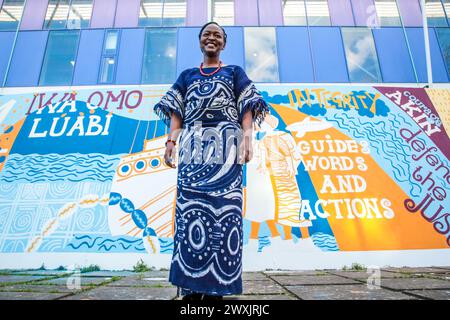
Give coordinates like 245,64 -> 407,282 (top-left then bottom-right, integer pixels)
65,235 -> 174,253
325,110 -> 423,198
159,238 -> 174,254
311,232 -> 339,251
0,153 -> 123,183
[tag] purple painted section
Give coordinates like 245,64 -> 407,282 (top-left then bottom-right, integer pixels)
20,0 -> 48,30
91,0 -> 117,28
397,0 -> 422,27
114,0 -> 140,27
187,0 -> 208,26
0,1 -> 3,10
328,0 -> 355,26
235,0 -> 259,26
258,0 -> 283,26
351,0 -> 379,27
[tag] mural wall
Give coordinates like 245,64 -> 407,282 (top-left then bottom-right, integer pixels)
0,84 -> 449,269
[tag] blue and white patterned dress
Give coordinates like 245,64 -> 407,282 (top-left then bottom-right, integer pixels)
154,65 -> 269,296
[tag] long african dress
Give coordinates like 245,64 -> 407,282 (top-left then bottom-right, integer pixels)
153,65 -> 269,296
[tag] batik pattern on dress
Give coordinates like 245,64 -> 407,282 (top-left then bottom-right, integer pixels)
154,65 -> 269,296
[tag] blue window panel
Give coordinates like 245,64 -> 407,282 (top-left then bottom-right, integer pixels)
405,28 -> 429,83
115,28 -> 145,85
72,29 -> 104,86
429,27 -> 450,82
0,32 -> 15,86
309,27 -> 349,82
6,31 -> 48,87
372,27 -> 416,83
221,27 -> 244,68
142,28 -> 177,84
176,27 -> 201,76
277,27 -> 314,83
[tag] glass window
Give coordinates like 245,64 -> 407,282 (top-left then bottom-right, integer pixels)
44,0 -> 93,29
341,28 -> 383,83
142,28 -> 177,84
139,0 -> 186,27
435,28 -> 450,78
139,0 -> 164,26
44,0 -> 71,29
425,0 -> 448,27
0,0 -> 25,30
104,30 -> 119,55
100,57 -> 115,84
244,27 -> 280,82
305,0 -> 331,26
212,0 -> 234,26
282,0 -> 307,26
39,30 -> 80,86
443,0 -> 450,24
99,30 -> 119,84
163,0 -> 186,26
67,0 -> 93,29
374,0 -> 402,26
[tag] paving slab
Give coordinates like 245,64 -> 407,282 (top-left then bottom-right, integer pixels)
0,291 -> 69,300
269,275 -> 360,286
243,280 -> 287,295
0,275 -> 51,286
225,294 -> 297,300
381,267 -> 450,274
287,284 -> 417,300
379,278 -> 450,291
61,286 -> 178,300
243,272 -> 269,281
327,271 -> 411,280
404,289 -> 450,300
106,276 -> 172,288
80,271 -> 135,277
0,284 -> 86,294
12,270 -> 72,276
264,270 -> 330,276
36,276 -> 114,286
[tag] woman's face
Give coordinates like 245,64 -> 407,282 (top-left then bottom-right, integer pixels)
199,24 -> 226,57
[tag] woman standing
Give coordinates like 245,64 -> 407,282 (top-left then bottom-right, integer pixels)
154,22 -> 269,300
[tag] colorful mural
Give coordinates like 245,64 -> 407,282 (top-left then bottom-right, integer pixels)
0,85 -> 449,269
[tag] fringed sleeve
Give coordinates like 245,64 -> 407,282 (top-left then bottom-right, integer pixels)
153,70 -> 187,128
234,66 -> 270,127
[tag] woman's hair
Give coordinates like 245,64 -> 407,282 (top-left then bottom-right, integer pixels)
198,21 -> 227,44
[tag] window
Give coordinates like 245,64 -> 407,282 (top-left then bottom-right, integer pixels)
282,0 -> 307,26
244,27 -> 280,82
139,0 -> 186,27
305,0 -> 331,26
436,28 -> 450,78
141,28 -> 177,84
99,30 -> 120,84
44,0 -> 93,30
443,0 -> 450,24
425,0 -> 448,27
0,0 -> 25,30
374,0 -> 402,26
341,28 -> 382,83
39,31 -> 80,86
282,0 -> 330,26
212,0 -> 234,26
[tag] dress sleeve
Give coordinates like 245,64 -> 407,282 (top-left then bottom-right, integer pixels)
234,65 -> 270,127
153,70 -> 187,128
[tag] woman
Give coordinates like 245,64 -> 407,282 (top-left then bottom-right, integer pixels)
153,22 -> 270,301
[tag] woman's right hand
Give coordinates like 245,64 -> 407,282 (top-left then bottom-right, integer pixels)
164,142 -> 177,168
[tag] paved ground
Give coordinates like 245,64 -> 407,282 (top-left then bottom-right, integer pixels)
0,267 -> 449,300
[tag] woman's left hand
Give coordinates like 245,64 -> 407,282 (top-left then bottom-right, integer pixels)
239,137 -> 253,164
